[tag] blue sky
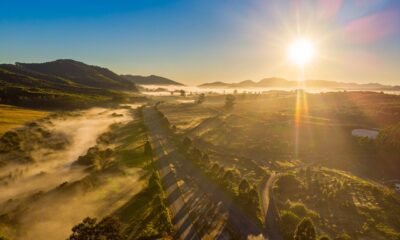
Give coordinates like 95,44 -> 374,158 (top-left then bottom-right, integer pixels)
1,0 -> 399,84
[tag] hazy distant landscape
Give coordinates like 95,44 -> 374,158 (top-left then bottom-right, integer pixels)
1,1 -> 400,240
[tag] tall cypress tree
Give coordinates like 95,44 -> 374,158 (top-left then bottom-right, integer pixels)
294,217 -> 317,240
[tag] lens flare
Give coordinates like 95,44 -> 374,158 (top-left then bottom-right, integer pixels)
288,38 -> 315,66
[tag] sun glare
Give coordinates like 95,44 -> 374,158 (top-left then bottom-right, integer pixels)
288,38 -> 315,66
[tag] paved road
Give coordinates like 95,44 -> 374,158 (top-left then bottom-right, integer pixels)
143,107 -> 199,240
261,172 -> 282,240
144,106 -> 265,239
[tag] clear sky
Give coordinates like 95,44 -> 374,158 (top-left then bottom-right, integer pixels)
1,0 -> 399,85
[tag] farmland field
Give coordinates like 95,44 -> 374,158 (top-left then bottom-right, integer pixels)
0,104 -> 49,135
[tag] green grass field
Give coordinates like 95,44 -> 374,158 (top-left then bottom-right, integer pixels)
0,104 -> 49,135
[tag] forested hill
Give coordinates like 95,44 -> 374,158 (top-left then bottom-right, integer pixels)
17,60 -> 136,90
0,60 -> 139,109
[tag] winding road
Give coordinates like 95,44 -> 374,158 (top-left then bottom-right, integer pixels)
261,172 -> 282,240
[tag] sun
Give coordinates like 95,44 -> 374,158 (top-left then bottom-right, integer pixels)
288,38 -> 315,66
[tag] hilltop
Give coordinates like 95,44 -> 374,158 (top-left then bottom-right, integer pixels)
0,59 -> 139,109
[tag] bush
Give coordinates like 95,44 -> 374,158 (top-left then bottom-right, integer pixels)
288,201 -> 320,219
69,217 -> 125,240
225,94 -> 236,110
334,233 -> 352,240
294,217 -> 317,240
276,174 -> 302,196
289,202 -> 308,217
319,236 -> 330,240
280,210 -> 301,240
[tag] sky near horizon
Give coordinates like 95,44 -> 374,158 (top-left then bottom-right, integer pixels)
1,0 -> 399,85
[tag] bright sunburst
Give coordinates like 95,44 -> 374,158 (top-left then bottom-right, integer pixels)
288,38 -> 315,66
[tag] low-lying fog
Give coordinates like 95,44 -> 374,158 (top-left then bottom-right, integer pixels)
0,106 -> 144,240
140,84 -> 400,96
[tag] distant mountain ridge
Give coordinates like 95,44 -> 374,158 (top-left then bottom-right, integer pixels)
121,74 -> 183,86
199,78 -> 398,91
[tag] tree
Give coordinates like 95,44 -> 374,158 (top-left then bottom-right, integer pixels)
69,217 -> 125,240
319,236 -> 331,240
97,148 -> 114,170
181,137 -> 192,152
248,188 -> 260,205
223,170 -> 235,182
225,94 -> 236,110
144,141 -> 152,156
276,174 -> 302,195
202,153 -> 210,165
294,218 -> 317,240
197,93 -> 205,104
376,123 -> 400,151
239,179 -> 251,194
96,217 -> 125,240
280,210 -> 301,240
180,90 -> 186,97
334,233 -> 352,240
191,148 -> 202,162
211,163 -> 220,172
149,172 -> 162,191
158,203 -> 173,234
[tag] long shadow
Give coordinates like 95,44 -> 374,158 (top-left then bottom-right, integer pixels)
166,186 -> 181,207
172,200 -> 190,224
161,170 -> 177,190
143,108 -> 202,239
167,148 -> 265,238
175,211 -> 198,240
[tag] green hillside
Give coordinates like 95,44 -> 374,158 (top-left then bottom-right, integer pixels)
0,60 -> 138,109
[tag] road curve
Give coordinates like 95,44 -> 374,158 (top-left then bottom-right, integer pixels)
261,172 -> 282,240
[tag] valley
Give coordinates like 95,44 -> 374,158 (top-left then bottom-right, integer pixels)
0,61 -> 400,240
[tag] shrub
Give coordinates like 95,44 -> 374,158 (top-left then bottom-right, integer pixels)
69,217 -> 125,240
294,217 -> 317,240
334,233 -> 352,240
276,174 -> 302,196
280,210 -> 301,240
225,94 -> 236,110
319,236 -> 330,240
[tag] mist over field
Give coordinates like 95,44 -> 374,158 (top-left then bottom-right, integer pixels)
140,84 -> 400,96
0,106 -> 146,240
1,1 -> 400,239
